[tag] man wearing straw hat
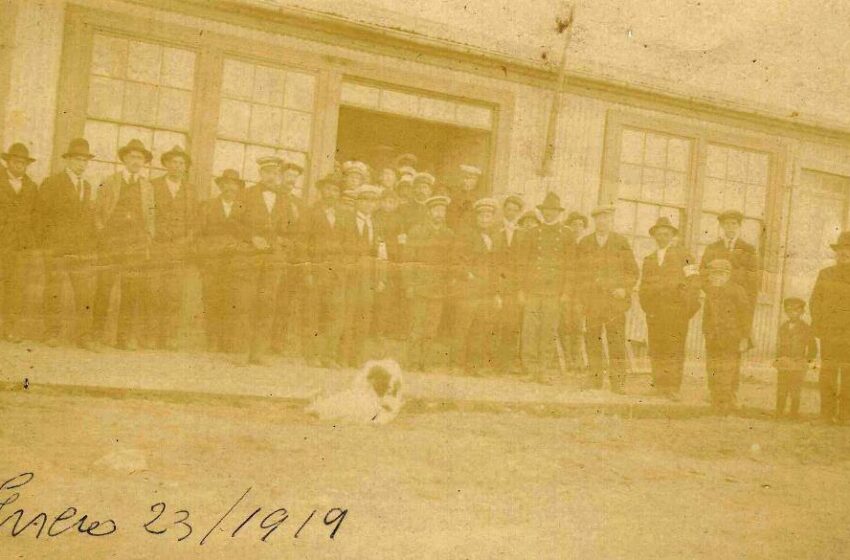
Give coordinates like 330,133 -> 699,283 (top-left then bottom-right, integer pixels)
39,138 -> 99,350
92,138 -> 157,350
0,142 -> 39,343
810,230 -> 850,425
149,145 -> 197,351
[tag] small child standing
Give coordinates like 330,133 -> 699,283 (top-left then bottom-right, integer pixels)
702,259 -> 753,413
774,297 -> 818,419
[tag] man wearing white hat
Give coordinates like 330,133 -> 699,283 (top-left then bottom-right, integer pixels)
451,197 -> 500,374
339,184 -> 385,368
342,160 -> 370,191
447,164 -> 483,233
404,195 -> 454,372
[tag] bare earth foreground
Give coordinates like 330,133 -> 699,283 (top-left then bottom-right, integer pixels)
1,377 -> 849,560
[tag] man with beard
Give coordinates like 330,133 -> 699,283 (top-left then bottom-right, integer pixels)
404,195 -> 454,372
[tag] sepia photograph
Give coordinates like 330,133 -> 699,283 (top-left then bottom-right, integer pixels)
1,0 -> 849,557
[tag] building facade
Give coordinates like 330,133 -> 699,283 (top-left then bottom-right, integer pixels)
2,0 -> 849,364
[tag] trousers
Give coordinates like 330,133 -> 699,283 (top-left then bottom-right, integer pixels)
585,311 -> 627,390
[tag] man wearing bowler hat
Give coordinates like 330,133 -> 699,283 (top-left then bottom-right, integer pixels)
518,192 -> 577,382
149,145 -> 197,350
92,138 -> 157,350
810,231 -> 850,425
577,205 -> 639,393
638,216 -> 700,398
39,138 -> 100,350
0,142 -> 39,343
196,169 -> 244,353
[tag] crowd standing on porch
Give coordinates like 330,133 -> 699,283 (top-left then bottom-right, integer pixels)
1,137 -> 849,423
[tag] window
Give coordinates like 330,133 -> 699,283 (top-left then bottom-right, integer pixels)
84,33 -> 196,180
697,144 -> 769,262
614,127 -> 694,262
211,58 -> 316,193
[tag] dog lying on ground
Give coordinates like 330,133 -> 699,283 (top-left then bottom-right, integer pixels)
306,359 -> 403,425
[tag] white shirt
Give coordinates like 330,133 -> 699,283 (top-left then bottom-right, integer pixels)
221,199 -> 234,218
595,232 -> 609,247
122,169 -> 140,185
723,235 -> 738,251
356,212 -> 373,244
481,232 -> 493,251
262,190 -> 277,213
503,219 -> 517,246
66,169 -> 86,201
7,173 -> 22,194
656,245 -> 669,267
325,206 -> 336,228
165,177 -> 181,199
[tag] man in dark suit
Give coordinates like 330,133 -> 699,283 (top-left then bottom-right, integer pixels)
810,231 -> 850,425
339,184 -> 385,368
303,174 -> 346,367
638,217 -> 700,398
92,138 -> 157,350
560,211 -> 589,372
493,194 -> 525,374
451,197 -> 500,374
39,138 -> 99,350
404,194 -> 454,372
447,164 -> 483,234
231,156 -> 293,366
149,145 -> 196,350
518,192 -> 577,382
699,209 -> 759,321
577,205 -> 639,393
0,142 -> 39,343
373,186 -> 407,340
196,169 -> 243,353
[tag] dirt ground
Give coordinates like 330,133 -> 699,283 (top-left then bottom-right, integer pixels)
1,388 -> 849,560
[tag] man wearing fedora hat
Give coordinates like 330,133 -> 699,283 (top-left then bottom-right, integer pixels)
92,138 -> 157,350
0,142 -> 39,343
700,209 -> 759,320
38,138 -> 99,350
517,192 -> 577,382
149,145 -> 197,351
638,216 -> 700,398
196,169 -> 245,353
577,205 -> 639,393
810,230 -> 850,425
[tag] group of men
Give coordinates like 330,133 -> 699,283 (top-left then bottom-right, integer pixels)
1,137 -> 849,412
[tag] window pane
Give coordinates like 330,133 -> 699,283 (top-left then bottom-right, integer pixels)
745,183 -> 766,217
88,76 -> 125,120
620,129 -> 644,165
642,167 -> 665,202
667,138 -> 691,172
726,148 -> 748,182
88,160 -> 117,184
664,171 -> 687,205
249,104 -> 283,145
658,206 -> 681,228
253,65 -> 286,106
618,163 -> 642,200
122,82 -> 158,126
635,203 -> 658,236
702,177 -> 725,212
218,98 -> 251,140
284,72 -> 316,111
741,219 -> 763,250
212,140 -> 245,176
615,200 -> 637,235
748,152 -> 769,185
127,40 -> 162,83
724,180 -> 746,210
221,59 -> 255,100
84,120 -> 119,163
635,236 -> 656,261
644,133 -> 667,168
161,47 -> 196,90
705,145 -> 727,178
699,212 -> 718,244
157,87 -> 192,130
280,110 -> 312,152
91,35 -> 127,78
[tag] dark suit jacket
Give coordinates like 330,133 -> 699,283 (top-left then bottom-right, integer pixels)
306,202 -> 345,267
775,319 -> 817,370
196,197 -> 240,259
150,175 -> 197,245
577,231 -> 638,316
231,185 -> 293,258
702,282 -> 752,344
700,238 -> 759,304
38,170 -> 97,256
810,264 -> 850,347
493,225 -> 523,296
0,166 -> 39,252
404,220 -> 455,299
639,245 -> 699,322
453,228 -> 497,298
519,222 -> 577,297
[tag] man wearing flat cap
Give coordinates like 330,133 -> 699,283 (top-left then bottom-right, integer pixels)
196,169 -> 245,352
493,194 -> 525,374
451,197 -> 500,374
149,145 -> 197,350
0,142 -> 39,343
810,230 -> 850,425
92,138 -> 157,350
576,205 -> 639,393
404,195 -> 454,372
517,192 -> 577,382
638,216 -> 700,398
339,184 -> 385,368
303,174 -> 346,367
230,155 -> 291,365
447,164 -> 483,233
39,138 -> 99,350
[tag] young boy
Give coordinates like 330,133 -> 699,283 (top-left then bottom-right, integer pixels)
774,297 -> 817,419
702,259 -> 752,413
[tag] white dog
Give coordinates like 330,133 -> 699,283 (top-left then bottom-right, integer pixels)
306,359 -> 403,425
